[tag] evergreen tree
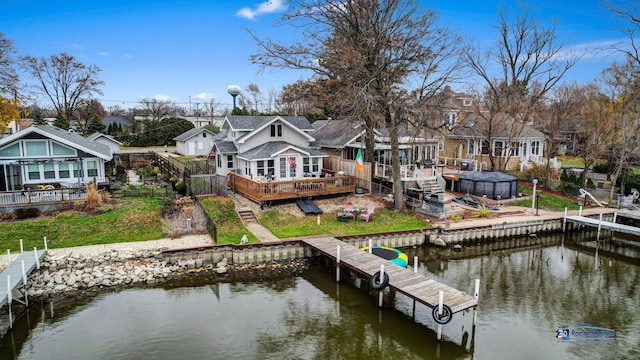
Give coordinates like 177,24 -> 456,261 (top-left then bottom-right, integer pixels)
53,112 -> 70,130
32,109 -> 47,125
87,114 -> 105,134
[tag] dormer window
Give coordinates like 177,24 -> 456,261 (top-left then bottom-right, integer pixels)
463,99 -> 472,106
271,124 -> 283,137
202,132 -> 207,138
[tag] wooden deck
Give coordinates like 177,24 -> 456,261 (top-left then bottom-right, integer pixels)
228,173 -> 356,204
0,249 -> 47,308
566,215 -> 640,237
301,236 -> 478,314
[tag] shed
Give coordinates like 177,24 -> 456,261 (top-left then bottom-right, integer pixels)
457,171 -> 518,200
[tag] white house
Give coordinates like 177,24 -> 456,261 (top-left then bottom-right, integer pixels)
0,125 -> 112,191
212,115 -> 327,180
87,132 -> 122,155
173,128 -> 216,157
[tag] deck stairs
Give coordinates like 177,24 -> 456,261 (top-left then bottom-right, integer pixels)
237,209 -> 259,225
415,168 -> 445,195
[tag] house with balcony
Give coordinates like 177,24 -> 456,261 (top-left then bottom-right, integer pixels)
310,118 -> 443,193
212,115 -> 355,205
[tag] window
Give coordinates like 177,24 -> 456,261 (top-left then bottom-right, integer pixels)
463,99 -> 472,106
52,142 -> 75,156
217,154 -> 221,168
481,140 -> 490,155
511,142 -> 520,156
312,158 -> 319,172
44,163 -> 55,179
267,160 -> 275,176
73,162 -> 82,178
58,163 -> 70,178
493,141 -> 504,157
531,141 -> 541,156
257,160 -> 265,176
468,140 -> 475,155
87,161 -> 98,177
25,141 -> 47,157
28,164 -> 40,180
303,157 -> 310,173
0,143 -> 20,156
270,124 -> 282,137
226,155 -> 234,169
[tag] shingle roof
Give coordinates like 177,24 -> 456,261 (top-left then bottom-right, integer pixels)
311,119 -> 365,148
173,128 -> 215,141
213,140 -> 237,153
226,115 -> 314,131
238,141 -> 327,160
29,125 -> 112,159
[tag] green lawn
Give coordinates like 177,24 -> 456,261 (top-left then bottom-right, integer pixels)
198,196 -> 260,244
0,198 -> 166,252
260,206 -> 429,239
511,185 -> 581,211
557,156 -> 585,169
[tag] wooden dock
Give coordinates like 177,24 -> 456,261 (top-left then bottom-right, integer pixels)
566,215 -> 640,237
301,236 -> 478,314
0,249 -> 47,308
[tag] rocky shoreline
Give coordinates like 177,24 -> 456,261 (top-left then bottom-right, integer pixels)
18,247 -> 310,303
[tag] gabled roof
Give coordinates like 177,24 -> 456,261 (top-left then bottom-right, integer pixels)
224,115 -> 315,144
311,119 -> 366,149
87,132 -> 123,145
0,125 -> 112,160
213,140 -> 238,154
173,127 -> 215,141
237,141 -> 327,161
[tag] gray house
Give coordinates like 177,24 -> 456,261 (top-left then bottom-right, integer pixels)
212,115 -> 327,180
0,125 -> 112,191
173,128 -> 217,157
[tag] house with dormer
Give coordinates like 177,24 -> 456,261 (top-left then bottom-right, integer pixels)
212,115 -> 328,180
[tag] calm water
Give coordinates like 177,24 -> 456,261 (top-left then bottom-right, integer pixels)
1,232 -> 639,360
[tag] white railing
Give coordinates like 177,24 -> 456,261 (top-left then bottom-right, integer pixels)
0,188 -> 87,206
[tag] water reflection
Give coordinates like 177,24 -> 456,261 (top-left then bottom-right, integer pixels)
1,232 -> 639,360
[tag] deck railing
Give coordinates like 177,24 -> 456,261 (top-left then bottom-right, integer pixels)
0,187 -> 87,207
227,173 -> 356,204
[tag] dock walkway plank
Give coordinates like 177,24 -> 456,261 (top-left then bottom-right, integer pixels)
0,250 -> 47,308
301,236 -> 477,313
566,215 -> 640,237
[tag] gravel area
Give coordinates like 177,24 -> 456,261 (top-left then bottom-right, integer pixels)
0,234 -> 213,272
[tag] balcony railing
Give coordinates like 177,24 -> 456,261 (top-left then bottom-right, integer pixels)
227,173 -> 356,204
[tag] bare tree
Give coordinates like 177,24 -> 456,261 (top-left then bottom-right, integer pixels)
462,5 -> 579,171
538,83 -> 587,186
245,83 -> 263,115
0,33 -> 19,96
249,0 -> 461,210
21,53 -> 104,122
75,99 -> 106,135
138,98 -> 179,121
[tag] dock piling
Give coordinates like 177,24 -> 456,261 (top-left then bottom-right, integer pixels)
378,264 -> 385,307
437,291 -> 444,340
473,279 -> 480,326
336,245 -> 341,282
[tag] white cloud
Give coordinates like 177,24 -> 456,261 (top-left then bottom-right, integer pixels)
69,43 -> 83,49
98,51 -> 109,56
152,94 -> 174,101
236,0 -> 285,20
124,54 -> 132,58
192,93 -> 216,100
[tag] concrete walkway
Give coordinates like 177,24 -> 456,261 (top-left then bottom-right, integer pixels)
127,170 -> 142,185
227,193 -> 281,243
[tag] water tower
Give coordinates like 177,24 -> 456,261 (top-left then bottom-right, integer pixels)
227,85 -> 241,109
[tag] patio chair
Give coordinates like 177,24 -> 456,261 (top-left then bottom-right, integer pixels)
344,201 -> 356,220
360,204 -> 375,222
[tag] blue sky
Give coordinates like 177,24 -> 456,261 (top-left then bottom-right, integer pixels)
1,0 -> 629,110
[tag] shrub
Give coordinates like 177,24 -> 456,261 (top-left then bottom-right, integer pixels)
448,214 -> 462,222
472,205 -> 494,218
14,207 -> 40,219
85,183 -> 103,211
